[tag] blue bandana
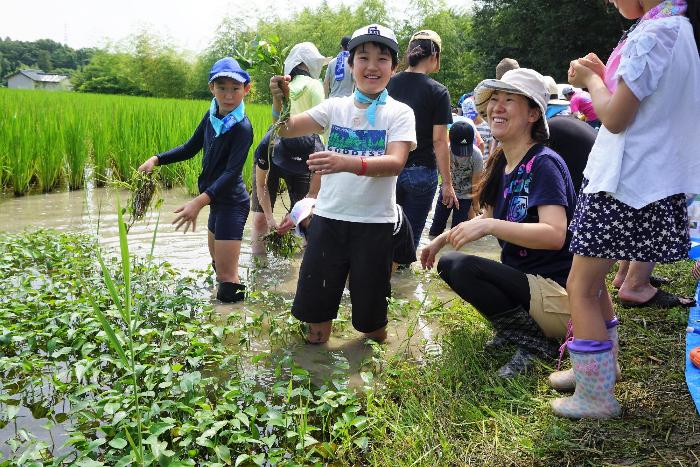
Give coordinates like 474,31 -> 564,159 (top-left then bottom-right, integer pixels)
209,98 -> 245,137
334,51 -> 349,81
354,89 -> 387,127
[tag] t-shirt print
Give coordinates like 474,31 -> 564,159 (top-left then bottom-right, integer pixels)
327,124 -> 386,157
504,156 -> 536,222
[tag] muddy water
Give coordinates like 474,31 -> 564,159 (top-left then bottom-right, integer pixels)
0,186 -> 501,457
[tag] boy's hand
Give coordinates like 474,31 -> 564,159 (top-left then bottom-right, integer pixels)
580,53 -> 606,80
307,151 -> 349,174
446,218 -> 491,250
441,183 -> 460,209
138,156 -> 158,173
277,214 -> 295,234
265,215 -> 278,232
173,199 -> 203,233
270,75 -> 291,100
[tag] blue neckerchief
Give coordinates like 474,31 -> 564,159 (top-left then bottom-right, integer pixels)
334,51 -> 349,81
209,98 -> 245,137
354,89 -> 388,127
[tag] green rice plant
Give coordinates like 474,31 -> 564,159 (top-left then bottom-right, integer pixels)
34,118 -> 65,192
63,113 -> 89,190
6,112 -> 35,196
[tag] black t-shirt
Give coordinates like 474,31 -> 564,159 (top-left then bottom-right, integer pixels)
387,72 -> 452,168
492,144 -> 577,287
254,127 -> 322,176
547,115 -> 596,193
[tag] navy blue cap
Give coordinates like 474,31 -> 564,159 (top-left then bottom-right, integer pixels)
209,57 -> 250,84
449,121 -> 474,157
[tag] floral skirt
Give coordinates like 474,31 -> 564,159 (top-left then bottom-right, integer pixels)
569,182 -> 689,263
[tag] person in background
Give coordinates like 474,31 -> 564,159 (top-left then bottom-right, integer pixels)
462,96 -> 492,160
138,58 -> 253,303
428,121 -> 483,236
387,29 -> 456,251
562,85 -> 600,129
544,76 -> 571,119
324,36 -> 354,98
496,57 -> 520,79
251,42 -> 327,256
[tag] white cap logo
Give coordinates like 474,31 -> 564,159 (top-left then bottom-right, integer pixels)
460,139 -> 468,144
368,26 -> 380,35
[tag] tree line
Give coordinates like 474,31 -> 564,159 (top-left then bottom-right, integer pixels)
2,0 -> 630,104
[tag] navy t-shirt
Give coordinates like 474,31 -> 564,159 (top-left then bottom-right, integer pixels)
492,144 -> 576,287
157,112 -> 253,206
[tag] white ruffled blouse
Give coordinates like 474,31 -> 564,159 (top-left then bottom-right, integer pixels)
583,16 -> 700,209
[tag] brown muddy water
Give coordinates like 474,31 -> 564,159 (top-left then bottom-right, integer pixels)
0,185 -> 501,457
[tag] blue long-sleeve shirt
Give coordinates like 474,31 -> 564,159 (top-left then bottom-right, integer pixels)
156,112 -> 253,205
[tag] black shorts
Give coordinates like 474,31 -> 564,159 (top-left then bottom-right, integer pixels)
393,205 -> 416,264
291,215 -> 393,333
207,200 -> 249,240
250,165 -> 311,213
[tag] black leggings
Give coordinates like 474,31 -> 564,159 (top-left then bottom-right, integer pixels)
437,252 -> 530,319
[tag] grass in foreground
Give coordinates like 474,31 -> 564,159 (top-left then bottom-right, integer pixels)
1,229 -> 698,465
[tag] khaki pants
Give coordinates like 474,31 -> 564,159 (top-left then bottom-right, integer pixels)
526,274 -> 570,339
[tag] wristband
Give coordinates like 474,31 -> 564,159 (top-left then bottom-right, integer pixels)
358,157 -> 368,176
271,107 -> 280,118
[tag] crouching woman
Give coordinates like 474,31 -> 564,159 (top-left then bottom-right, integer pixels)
421,68 -> 577,377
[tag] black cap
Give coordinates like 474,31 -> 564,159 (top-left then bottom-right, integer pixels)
340,36 -> 351,50
272,135 -> 325,175
449,121 -> 474,157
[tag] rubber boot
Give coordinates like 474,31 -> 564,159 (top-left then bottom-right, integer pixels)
548,317 -> 621,391
489,305 -> 560,378
217,282 -> 246,303
550,339 -> 621,419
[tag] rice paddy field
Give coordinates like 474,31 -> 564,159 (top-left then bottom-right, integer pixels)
0,88 -> 272,196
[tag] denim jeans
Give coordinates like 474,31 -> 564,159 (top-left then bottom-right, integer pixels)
396,165 -> 438,249
428,188 -> 472,236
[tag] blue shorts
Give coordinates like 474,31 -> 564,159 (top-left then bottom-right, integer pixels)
207,201 -> 249,241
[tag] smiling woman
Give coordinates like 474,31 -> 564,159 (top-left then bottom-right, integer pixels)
421,68 -> 578,378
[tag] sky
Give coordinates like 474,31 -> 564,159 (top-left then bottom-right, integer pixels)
2,0 -> 473,53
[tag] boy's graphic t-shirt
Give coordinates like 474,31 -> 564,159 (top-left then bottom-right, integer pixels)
306,95 -> 417,223
492,144 -> 576,287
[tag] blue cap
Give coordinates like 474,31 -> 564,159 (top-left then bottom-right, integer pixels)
208,57 -> 250,84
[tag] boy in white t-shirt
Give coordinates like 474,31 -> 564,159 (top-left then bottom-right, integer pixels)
270,24 -> 417,344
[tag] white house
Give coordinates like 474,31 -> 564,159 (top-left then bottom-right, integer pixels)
7,70 -> 71,91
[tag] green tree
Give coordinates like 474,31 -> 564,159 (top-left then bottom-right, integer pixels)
470,0 -> 630,82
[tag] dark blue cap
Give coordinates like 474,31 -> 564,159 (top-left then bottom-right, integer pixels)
209,57 -> 250,84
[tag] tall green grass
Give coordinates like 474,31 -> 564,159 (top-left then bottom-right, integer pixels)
0,88 -> 271,196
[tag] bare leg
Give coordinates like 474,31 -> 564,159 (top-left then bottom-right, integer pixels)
566,255 -> 616,341
207,230 -> 216,264
250,212 -> 267,256
306,321 -> 332,344
612,260 -> 629,289
617,261 -> 657,304
214,239 -> 242,283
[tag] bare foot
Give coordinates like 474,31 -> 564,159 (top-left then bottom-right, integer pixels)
305,321 -> 332,344
363,326 -> 388,343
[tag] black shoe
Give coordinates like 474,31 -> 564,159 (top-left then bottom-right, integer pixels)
497,348 -> 537,378
488,305 -> 559,362
484,333 -> 510,352
217,282 -> 245,303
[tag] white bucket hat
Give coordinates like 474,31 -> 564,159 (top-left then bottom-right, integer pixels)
284,42 -> 329,79
474,68 -> 550,138
289,197 -> 316,239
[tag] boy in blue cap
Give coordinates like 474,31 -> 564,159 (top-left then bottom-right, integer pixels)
138,57 -> 253,303
270,24 -> 417,344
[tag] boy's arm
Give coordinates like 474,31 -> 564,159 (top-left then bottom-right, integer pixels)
277,113 -> 325,138
323,63 -> 332,98
307,140 -> 411,177
204,125 -> 254,202
153,114 -> 207,166
255,165 -> 277,229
